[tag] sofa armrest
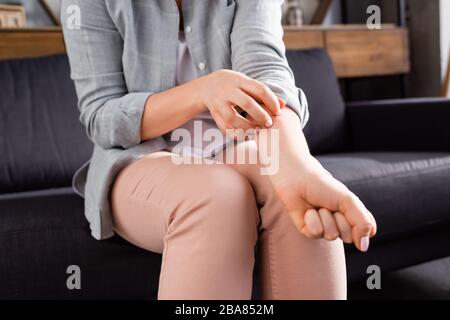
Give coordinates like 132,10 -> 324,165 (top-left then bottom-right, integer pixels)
346,98 -> 450,152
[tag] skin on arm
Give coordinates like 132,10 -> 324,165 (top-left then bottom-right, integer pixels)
140,70 -> 282,141
220,0 -> 376,249
140,77 -> 206,140
256,107 -> 377,252
146,0 -> 376,252
141,0 -> 281,140
139,66 -> 376,252
141,72 -> 377,252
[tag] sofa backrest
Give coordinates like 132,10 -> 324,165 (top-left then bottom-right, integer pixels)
286,49 -> 349,154
0,54 -> 92,194
0,49 -> 347,193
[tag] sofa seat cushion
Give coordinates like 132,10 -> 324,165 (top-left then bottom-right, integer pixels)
0,188 -> 161,299
0,188 -> 86,235
317,152 -> 450,244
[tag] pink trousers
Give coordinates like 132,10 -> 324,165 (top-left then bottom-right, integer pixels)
111,143 -> 347,300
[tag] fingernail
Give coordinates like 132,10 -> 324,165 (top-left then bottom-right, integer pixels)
265,118 -> 273,128
360,236 -> 370,252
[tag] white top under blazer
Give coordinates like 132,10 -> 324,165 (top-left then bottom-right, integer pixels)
164,31 -> 233,158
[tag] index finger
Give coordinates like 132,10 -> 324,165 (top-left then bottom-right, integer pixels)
240,79 -> 281,116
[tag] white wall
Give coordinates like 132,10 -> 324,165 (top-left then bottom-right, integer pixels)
441,0 -> 450,95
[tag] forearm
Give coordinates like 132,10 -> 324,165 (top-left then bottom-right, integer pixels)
273,107 -> 310,161
140,76 -> 207,141
256,107 -> 313,186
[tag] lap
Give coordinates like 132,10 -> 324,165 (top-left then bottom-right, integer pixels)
110,151 -> 258,252
216,140 -> 275,207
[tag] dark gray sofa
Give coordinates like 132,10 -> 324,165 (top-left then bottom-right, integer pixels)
1,49 -> 449,299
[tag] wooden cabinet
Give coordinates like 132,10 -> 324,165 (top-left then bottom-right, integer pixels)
0,25 -> 410,79
283,25 -> 410,78
0,28 -> 65,61
283,29 -> 324,50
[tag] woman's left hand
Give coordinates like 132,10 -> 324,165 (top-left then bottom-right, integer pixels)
259,108 -> 377,252
273,153 -> 377,252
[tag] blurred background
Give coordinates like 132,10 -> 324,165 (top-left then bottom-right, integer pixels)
1,0 -> 448,99
0,0 -> 449,300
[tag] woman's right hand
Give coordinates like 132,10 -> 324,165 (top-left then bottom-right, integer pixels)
274,155 -> 377,252
197,70 -> 283,136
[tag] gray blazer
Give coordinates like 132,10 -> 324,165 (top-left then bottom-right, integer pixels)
61,0 -> 309,240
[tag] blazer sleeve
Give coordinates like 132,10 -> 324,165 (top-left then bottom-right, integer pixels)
230,0 -> 309,128
61,0 -> 152,149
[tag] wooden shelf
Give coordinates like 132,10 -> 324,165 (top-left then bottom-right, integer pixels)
283,23 -> 398,31
0,27 -> 61,32
0,25 -> 410,79
0,27 -> 64,60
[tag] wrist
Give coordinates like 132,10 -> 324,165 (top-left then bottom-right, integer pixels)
193,75 -> 209,113
269,153 -> 319,197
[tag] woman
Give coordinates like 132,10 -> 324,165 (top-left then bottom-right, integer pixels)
62,0 -> 376,300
